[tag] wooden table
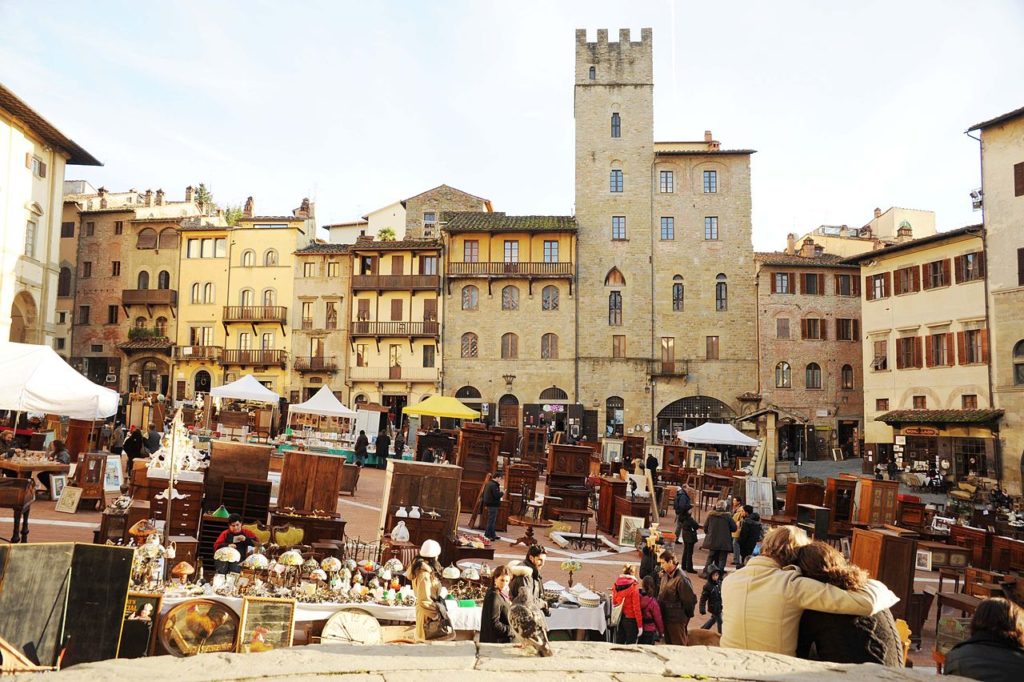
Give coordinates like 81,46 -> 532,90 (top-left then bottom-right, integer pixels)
508,515 -> 551,547
0,459 -> 70,497
934,591 -> 981,641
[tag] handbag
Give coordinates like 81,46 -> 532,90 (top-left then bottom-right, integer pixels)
423,597 -> 455,641
610,599 -> 625,627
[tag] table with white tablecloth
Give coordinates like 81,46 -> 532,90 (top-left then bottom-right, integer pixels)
161,595 -> 606,633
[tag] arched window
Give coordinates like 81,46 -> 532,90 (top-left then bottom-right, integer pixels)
775,362 -> 791,388
264,249 -> 278,266
501,285 -> 519,311
461,285 -> 479,311
715,273 -> 728,311
806,362 -> 822,389
541,333 -> 558,359
134,316 -> 147,329
588,66 -> 596,80
461,332 -> 478,358
241,249 -> 255,267
1014,340 -> 1024,385
611,112 -> 621,138
540,386 -> 568,400
203,282 -> 215,304
605,267 -> 625,286
262,288 -> 276,307
191,283 -> 200,304
158,228 -> 178,249
136,228 -> 157,249
608,291 -> 622,326
541,285 -> 559,311
501,332 -> 518,359
239,288 -> 254,307
155,316 -> 168,336
137,270 -> 150,289
456,386 -> 482,400
841,364 -> 854,389
605,396 -> 624,436
672,275 -> 684,312
157,270 -> 170,289
58,267 -> 72,296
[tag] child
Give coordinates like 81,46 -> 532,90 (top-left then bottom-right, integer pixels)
638,574 -> 664,644
699,566 -> 724,633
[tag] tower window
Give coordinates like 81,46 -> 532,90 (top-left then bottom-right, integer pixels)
660,171 -> 674,193
611,113 -> 621,138
609,169 -> 623,193
588,66 -> 596,80
703,170 -> 718,193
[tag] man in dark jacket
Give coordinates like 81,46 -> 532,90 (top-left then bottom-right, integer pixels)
374,429 -> 390,468
702,500 -> 737,574
944,597 -> 1024,680
144,423 -> 162,455
123,427 -> 145,470
673,484 -> 693,542
657,550 -> 696,645
393,429 -> 406,460
738,508 -> 764,563
354,430 -> 368,466
509,545 -> 549,615
482,472 -> 503,541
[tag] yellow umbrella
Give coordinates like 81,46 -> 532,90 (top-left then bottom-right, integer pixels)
402,395 -> 481,420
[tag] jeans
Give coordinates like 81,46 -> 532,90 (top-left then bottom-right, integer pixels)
485,506 -> 499,540
732,538 -> 743,565
615,618 -> 639,644
702,613 -> 723,632
682,541 -> 696,572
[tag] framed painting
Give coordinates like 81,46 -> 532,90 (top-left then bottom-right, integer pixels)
915,549 -> 932,572
157,599 -> 239,657
704,452 -> 722,470
49,473 -> 68,501
617,514 -> 645,547
117,592 -> 163,658
104,454 -> 124,493
238,597 -> 296,653
55,485 -> 83,514
602,439 -> 623,463
689,450 -> 705,472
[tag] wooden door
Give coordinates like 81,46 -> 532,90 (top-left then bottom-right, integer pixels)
390,299 -> 403,321
390,256 -> 404,276
389,345 -> 401,380
423,298 -> 437,322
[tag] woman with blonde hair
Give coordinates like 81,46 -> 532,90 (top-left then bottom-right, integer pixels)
720,525 -> 898,656
795,542 -> 903,666
612,563 -> 643,644
944,597 -> 1024,680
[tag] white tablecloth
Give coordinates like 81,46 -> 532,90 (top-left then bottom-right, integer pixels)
161,595 -> 605,633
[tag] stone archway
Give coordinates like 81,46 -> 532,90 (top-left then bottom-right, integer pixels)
656,395 -> 736,440
9,291 -> 38,343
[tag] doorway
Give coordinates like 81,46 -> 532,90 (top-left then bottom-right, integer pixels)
382,394 -> 406,431
194,370 -> 211,394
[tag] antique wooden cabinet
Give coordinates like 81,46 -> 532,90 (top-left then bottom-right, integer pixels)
378,460 -> 462,541
598,476 -> 628,533
455,425 -> 501,508
784,482 -> 825,518
613,495 -> 650,534
824,477 -> 858,534
521,427 -> 548,471
897,499 -> 927,530
545,443 -> 590,517
991,535 -> 1024,573
850,527 -> 917,619
949,524 -> 992,569
796,504 -> 831,540
204,441 -> 272,512
278,450 -> 346,514
855,478 -> 899,527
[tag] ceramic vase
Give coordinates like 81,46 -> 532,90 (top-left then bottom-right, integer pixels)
395,506 -> 408,518
409,506 -> 421,519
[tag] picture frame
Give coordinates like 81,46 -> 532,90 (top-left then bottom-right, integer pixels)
704,452 -> 722,470
55,485 -> 83,514
104,454 -> 124,493
689,450 -> 705,472
158,599 -> 239,657
237,597 -> 296,653
915,549 -> 933,572
117,592 -> 163,658
644,444 -> 664,468
602,439 -> 623,463
931,515 -> 955,534
49,473 -> 68,501
617,514 -> 645,547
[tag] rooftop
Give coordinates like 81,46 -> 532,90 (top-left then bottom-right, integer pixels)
351,237 -> 442,252
842,225 -> 983,264
296,242 -> 351,254
442,212 -> 578,233
967,104 -> 1024,132
0,82 -> 101,166
876,409 -> 1004,425
755,252 -> 857,269
116,338 -> 174,351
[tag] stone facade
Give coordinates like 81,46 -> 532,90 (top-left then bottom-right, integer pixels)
404,185 -> 490,239
972,107 -> 1024,493
794,207 -> 937,259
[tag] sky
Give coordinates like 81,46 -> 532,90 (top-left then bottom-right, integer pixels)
2,0 -> 1023,250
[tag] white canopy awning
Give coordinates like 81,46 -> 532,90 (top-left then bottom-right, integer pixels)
288,386 -> 356,418
0,342 -> 119,420
210,374 -> 281,403
677,422 -> 759,447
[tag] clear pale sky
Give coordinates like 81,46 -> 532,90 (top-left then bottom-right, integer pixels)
3,0 -> 1022,249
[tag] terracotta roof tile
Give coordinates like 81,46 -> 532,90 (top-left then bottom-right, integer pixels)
441,212 -> 577,233
351,237 -> 442,252
755,252 -> 857,269
0,82 -> 101,165
296,242 -> 351,254
117,338 -> 174,351
876,409 -> 1004,425
967,104 -> 1024,132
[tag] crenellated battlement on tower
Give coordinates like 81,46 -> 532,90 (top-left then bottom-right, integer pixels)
575,28 -> 653,84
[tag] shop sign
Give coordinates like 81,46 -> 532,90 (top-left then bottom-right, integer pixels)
542,404 -> 565,413
814,425 -> 832,431
902,426 -> 939,437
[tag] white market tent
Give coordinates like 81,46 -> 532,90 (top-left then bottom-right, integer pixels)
288,386 -> 357,419
677,422 -> 759,447
210,374 -> 281,403
0,341 -> 119,420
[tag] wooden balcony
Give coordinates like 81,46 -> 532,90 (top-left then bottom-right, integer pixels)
446,261 -> 574,278
294,356 -> 339,373
351,274 -> 440,291
222,306 -> 288,324
649,360 -> 689,378
122,289 -> 177,306
221,349 -> 287,367
175,345 -> 223,361
349,366 -> 439,383
350,321 -> 439,337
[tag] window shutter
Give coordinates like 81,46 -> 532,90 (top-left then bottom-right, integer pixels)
423,299 -> 437,322
896,339 -> 905,370
358,299 -> 370,320
853,319 -> 860,339
798,273 -> 805,294
883,272 -> 892,297
770,273 -> 777,294
39,161 -> 46,178
25,152 -> 31,169
925,336 -> 934,367
920,265 -> 930,290
817,274 -> 825,295
978,252 -> 986,278
819,318 -> 827,340
1018,248 -> 1024,287
833,274 -> 840,295
957,331 -> 966,365
945,333 -> 955,367
801,319 -> 808,339
953,255 -> 963,284
852,276 -> 860,296
865,276 -> 874,301
911,267 -> 920,292
941,259 -> 950,286
390,256 -> 404,276
390,299 -> 403,321
1015,161 -> 1024,197
981,329 -> 990,364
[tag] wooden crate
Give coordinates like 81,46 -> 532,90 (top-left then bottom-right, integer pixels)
278,450 -> 345,514
205,441 -> 272,512
378,460 -> 461,541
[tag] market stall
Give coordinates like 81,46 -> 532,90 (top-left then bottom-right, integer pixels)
0,341 -> 118,422
209,375 -> 281,439
277,387 -> 359,466
403,396 -> 479,463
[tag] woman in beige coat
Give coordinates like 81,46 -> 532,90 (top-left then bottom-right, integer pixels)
410,540 -> 445,641
720,525 -> 899,656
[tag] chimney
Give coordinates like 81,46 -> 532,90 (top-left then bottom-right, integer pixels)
785,233 -> 797,255
144,189 -> 153,207
800,237 -> 817,258
155,189 -> 165,206
873,207 -> 882,219
243,196 -> 254,218
704,130 -> 713,142
98,186 -> 107,209
294,197 -> 311,218
185,185 -> 194,203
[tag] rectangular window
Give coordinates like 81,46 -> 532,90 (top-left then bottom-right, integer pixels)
79,305 -> 90,324
24,221 -> 37,257
612,335 -> 625,358
261,332 -> 274,350
357,299 -> 370,320
872,339 -> 888,370
107,305 -> 118,324
1018,248 -> 1024,287
114,221 -> 123,235
422,344 -> 435,368
29,155 -> 47,178
423,211 -> 436,234
420,255 -> 438,275
835,273 -> 859,297
660,336 -> 675,365
464,240 -> 479,263
189,326 -> 214,346
961,329 -> 987,364
58,312 -> 66,324
706,336 -> 720,360
356,344 -> 367,367
61,222 -> 75,238
927,332 -> 954,367
660,170 -> 674,193
660,217 -> 675,240
703,170 -> 717,193
896,336 -> 922,369
954,252 -> 986,283
922,259 -> 950,289
390,299 -> 403,322
610,170 -> 623,193
85,222 -> 95,237
55,338 -> 65,350
111,261 -> 121,276
894,266 -> 920,295
876,398 -> 889,412
187,239 -> 200,258
704,216 -> 718,240
303,262 -> 316,277
82,261 -> 92,278
868,273 -> 890,300
801,318 -> 826,340
611,112 -> 621,138
773,273 -> 792,294
237,332 -> 251,350
543,241 -> 558,263
1015,161 -> 1024,197
836,318 -> 859,341
962,394 -> 978,409
90,344 -> 102,353
801,273 -> 823,295
390,255 -> 404,276
503,240 -> 519,263
325,301 -> 338,329
301,301 -> 313,328
327,261 -> 339,277
913,395 -> 927,410
612,216 -> 626,240
776,318 -> 790,339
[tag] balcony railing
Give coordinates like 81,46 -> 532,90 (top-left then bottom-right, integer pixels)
222,306 -> 288,323
294,356 -> 339,372
301,317 -> 314,330
649,360 -> 689,377
351,274 -> 440,291
350,320 -> 439,337
221,349 -> 287,367
122,289 -> 178,306
446,261 -> 574,277
349,366 -> 439,382
175,345 -> 223,361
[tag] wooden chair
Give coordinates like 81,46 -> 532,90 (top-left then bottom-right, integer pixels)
272,523 -> 305,548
